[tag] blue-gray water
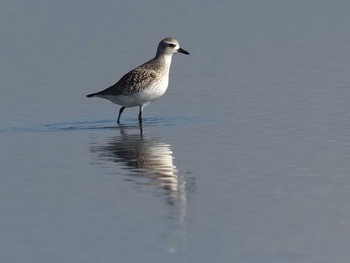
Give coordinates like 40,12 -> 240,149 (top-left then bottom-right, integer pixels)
1,1 -> 350,262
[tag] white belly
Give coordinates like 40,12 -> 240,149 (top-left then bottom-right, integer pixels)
108,76 -> 169,108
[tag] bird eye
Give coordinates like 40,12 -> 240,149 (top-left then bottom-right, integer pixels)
168,43 -> 176,48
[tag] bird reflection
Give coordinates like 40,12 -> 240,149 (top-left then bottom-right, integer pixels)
90,126 -> 187,208
90,126 -> 190,255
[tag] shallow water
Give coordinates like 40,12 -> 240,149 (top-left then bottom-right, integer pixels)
2,0 -> 350,262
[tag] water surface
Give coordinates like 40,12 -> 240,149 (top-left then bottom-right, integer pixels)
1,1 -> 350,262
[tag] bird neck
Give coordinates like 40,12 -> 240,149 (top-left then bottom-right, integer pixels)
154,54 -> 173,71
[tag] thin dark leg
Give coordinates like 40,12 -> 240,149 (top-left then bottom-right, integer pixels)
117,106 -> 125,124
138,106 -> 143,124
138,107 -> 143,134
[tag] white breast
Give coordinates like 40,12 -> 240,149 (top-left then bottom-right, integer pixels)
108,74 -> 169,108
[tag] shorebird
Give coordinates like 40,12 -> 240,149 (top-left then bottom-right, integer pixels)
86,37 -> 189,124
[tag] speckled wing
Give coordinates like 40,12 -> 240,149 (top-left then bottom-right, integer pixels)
89,68 -> 158,97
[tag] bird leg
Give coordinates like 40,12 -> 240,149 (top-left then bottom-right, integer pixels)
138,106 -> 143,124
117,106 -> 125,124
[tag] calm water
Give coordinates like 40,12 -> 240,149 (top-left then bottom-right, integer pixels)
2,1 -> 350,262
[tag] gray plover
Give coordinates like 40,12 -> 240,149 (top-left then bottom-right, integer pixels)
86,37 -> 189,124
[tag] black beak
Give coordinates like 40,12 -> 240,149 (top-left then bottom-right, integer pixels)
178,47 -> 190,55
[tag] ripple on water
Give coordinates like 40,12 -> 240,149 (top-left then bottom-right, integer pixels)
0,116 -> 216,134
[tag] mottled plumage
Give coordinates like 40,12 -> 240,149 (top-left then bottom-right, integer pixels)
87,37 -> 189,124
91,61 -> 162,96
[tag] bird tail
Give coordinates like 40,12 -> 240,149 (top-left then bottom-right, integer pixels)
86,93 -> 97,98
